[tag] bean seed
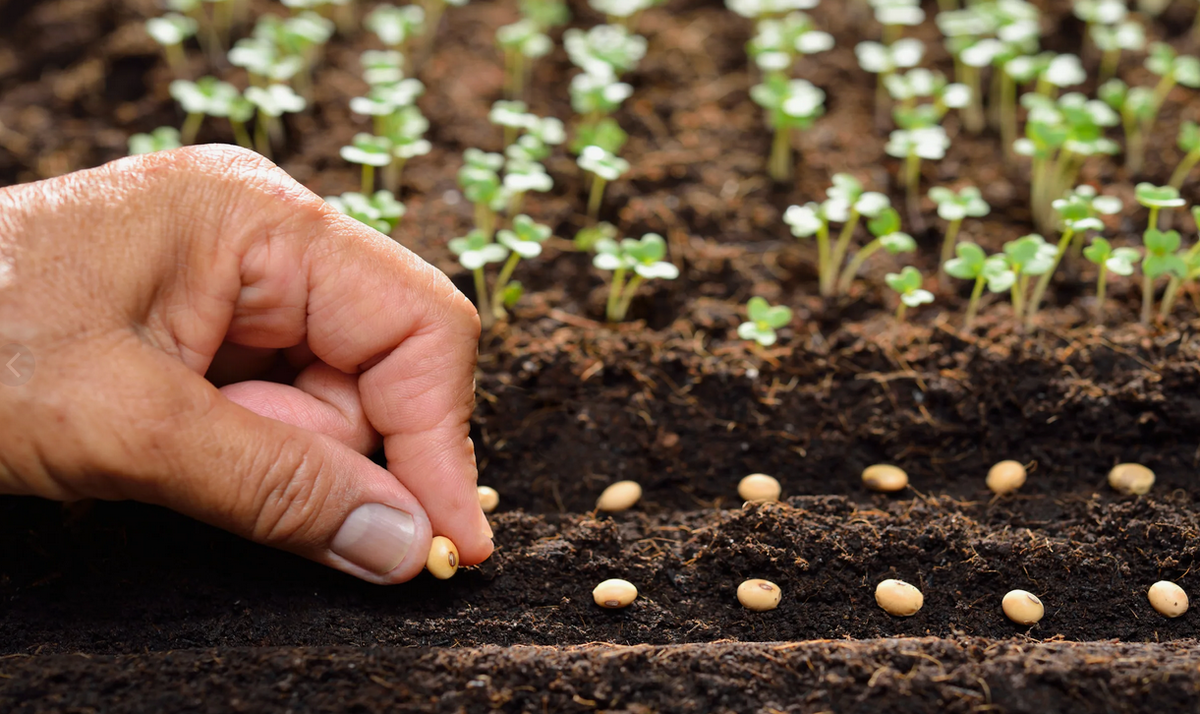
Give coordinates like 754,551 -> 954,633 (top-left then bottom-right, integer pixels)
875,578 -> 923,616
737,579 -> 782,611
863,464 -> 908,493
738,474 -> 781,502
593,578 -> 638,608
477,486 -> 500,514
596,480 -> 642,512
987,460 -> 1027,495
1148,581 -> 1189,618
1002,589 -> 1044,625
426,536 -> 459,580
1108,463 -> 1154,495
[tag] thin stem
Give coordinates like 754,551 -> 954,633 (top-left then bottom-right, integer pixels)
905,153 -> 920,219
816,223 -> 833,297
383,160 -> 399,194
588,176 -> 607,221
606,266 -> 627,322
1169,147 -> 1200,190
492,252 -> 522,320
828,210 -> 862,288
229,119 -> 252,149
1011,271 -> 1026,321
1149,206 -> 1161,231
254,112 -> 271,159
1001,73 -> 1016,161
1099,48 -> 1120,83
361,163 -> 374,194
615,274 -> 644,321
836,238 -> 882,294
768,125 -> 792,182
895,302 -> 907,322
1160,276 -> 1183,320
181,112 -> 204,144
1142,273 -> 1155,325
164,43 -> 187,75
962,64 -> 985,134
964,274 -> 985,330
1095,265 -> 1108,323
473,267 -> 493,330
940,219 -> 963,275
1025,228 -> 1074,330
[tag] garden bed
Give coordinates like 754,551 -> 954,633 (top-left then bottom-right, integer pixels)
3,0 -> 1200,711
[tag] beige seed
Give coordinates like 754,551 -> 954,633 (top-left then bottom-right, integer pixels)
737,579 -> 782,611
987,460 -> 1027,495
875,578 -> 923,616
1002,589 -> 1044,625
593,578 -> 638,608
426,536 -> 459,580
477,486 -> 500,514
596,480 -> 643,512
863,464 -> 909,493
738,473 -> 782,502
1108,463 -> 1154,495
1148,581 -> 1189,618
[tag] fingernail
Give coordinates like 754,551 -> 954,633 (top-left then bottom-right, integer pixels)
331,503 -> 415,574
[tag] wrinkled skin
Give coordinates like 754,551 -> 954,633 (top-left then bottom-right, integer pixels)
0,145 -> 493,583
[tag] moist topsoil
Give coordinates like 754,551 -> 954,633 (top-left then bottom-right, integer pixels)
3,0 -> 1200,710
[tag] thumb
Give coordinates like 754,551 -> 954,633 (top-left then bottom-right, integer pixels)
75,344 -> 435,584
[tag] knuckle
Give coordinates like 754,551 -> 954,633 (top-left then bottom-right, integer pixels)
247,433 -> 333,548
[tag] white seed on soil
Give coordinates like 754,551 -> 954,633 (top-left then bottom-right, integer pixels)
863,465 -> 909,493
1148,581 -> 1189,618
1108,463 -> 1155,495
593,578 -> 638,608
596,480 -> 643,512
426,536 -> 459,580
477,486 -> 500,514
1002,589 -> 1044,625
875,579 -> 923,616
738,474 -> 782,502
987,460 -> 1027,495
737,579 -> 782,611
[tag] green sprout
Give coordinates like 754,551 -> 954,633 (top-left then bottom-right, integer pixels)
419,0 -> 470,57
836,206 -> 916,294
569,73 -> 631,156
508,115 -> 566,162
340,134 -> 393,194
749,74 -> 826,182
1141,227 -> 1187,325
727,0 -> 820,19
746,11 -> 834,75
325,190 -> 406,235
382,106 -> 432,192
490,100 -> 537,148
503,157 -> 553,216
1112,43 -> 1200,174
928,185 -> 990,273
935,7 -> 995,134
884,266 -> 933,321
128,127 -> 182,155
564,24 -> 647,79
855,38 -> 924,119
1159,206 -> 1200,320
593,233 -> 679,322
520,0 -> 571,29
944,242 -> 1014,331
146,13 -> 198,72
361,50 -> 406,85
884,124 -> 948,217
1090,19 -> 1144,82
366,4 -> 425,54
578,145 -> 630,221
169,76 -> 241,144
1169,121 -> 1200,190
458,148 -> 508,238
1083,237 -> 1140,323
244,83 -> 305,158
883,68 -> 971,124
738,297 -> 793,347
1002,234 -> 1057,322
492,214 -> 552,319
449,229 -> 509,329
496,19 -> 552,99
823,174 -> 891,293
350,79 -> 425,131
589,0 -> 660,31
228,36 -> 304,85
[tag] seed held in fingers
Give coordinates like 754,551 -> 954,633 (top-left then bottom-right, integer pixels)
1108,463 -> 1154,495
737,579 -> 782,611
477,486 -> 500,514
426,536 -> 459,580
875,578 -> 923,616
987,460 -> 1027,495
1002,589 -> 1044,625
593,578 -> 638,608
597,480 -> 643,512
863,464 -> 909,493
738,474 -> 782,502
1148,581 -> 1189,618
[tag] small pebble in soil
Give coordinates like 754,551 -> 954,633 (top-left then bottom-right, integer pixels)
477,486 -> 499,514
593,578 -> 638,608
738,473 -> 782,502
987,460 -> 1027,495
875,579 -> 923,616
863,465 -> 909,493
426,536 -> 459,580
1148,581 -> 1189,618
596,480 -> 643,512
1002,590 -> 1045,625
1108,463 -> 1155,495
737,579 -> 782,612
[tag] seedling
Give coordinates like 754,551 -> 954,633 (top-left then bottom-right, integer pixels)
1109,43 -> 1200,174
1169,121 -> 1200,190
749,74 -> 826,181
325,190 -> 406,234
578,145 -> 630,220
244,83 -> 305,158
509,115 -> 566,162
871,0 -> 924,44
884,266 -> 933,321
496,19 -> 552,99
855,38 -> 924,119
570,72 -> 633,123
836,206 -> 916,294
884,124 -> 948,217
361,50 -> 406,85
350,79 -> 425,134
146,13 -> 198,72
381,106 -> 432,192
458,148 -> 507,238
490,100 -> 536,148
1083,236 -> 1140,322
592,233 -> 679,322
340,133 -> 393,193
943,242 -> 1014,330
1001,234 -> 1057,321
935,9 -> 994,133
596,479 -> 642,512
928,185 -> 989,273
449,228 -> 509,327
1141,227 -> 1186,325
1091,20 -> 1144,82
520,0 -> 571,29
726,0 -> 819,19
503,157 -> 553,217
492,214 -> 552,318
228,36 -> 304,84
883,68 -> 970,122
1158,206 -> 1200,320
590,0 -> 659,31
746,11 -> 834,75
419,0 -> 470,57
738,297 -> 793,346
366,4 -> 425,54
564,24 -> 647,80
128,127 -> 182,155
170,76 -> 240,144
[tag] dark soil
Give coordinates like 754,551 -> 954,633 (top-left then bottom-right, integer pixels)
5,0 -> 1200,711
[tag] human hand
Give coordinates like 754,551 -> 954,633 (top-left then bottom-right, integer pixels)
0,145 -> 493,583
